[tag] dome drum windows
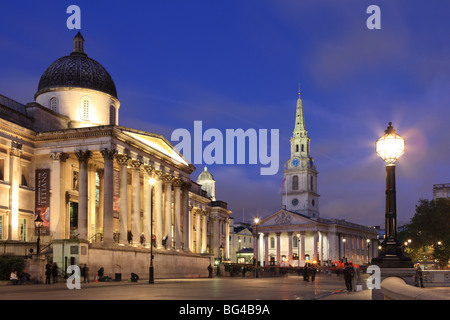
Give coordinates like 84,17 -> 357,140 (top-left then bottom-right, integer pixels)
81,98 -> 90,121
50,97 -> 58,112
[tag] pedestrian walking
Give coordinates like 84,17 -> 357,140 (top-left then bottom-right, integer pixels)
343,263 -> 353,291
303,264 -> 310,282
45,262 -> 52,284
52,263 -> 59,283
311,265 -> 316,282
140,233 -> 145,246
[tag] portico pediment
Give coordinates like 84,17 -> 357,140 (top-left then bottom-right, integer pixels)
259,209 -> 315,227
119,127 -> 189,166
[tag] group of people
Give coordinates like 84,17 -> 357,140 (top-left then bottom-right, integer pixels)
9,269 -> 34,285
300,263 -> 317,282
342,262 -> 359,291
45,262 -> 60,284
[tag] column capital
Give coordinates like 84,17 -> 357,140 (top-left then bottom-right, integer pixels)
172,177 -> 184,188
115,154 -> 130,166
75,150 -> 92,163
50,151 -> 69,162
100,148 -> 117,161
161,172 -> 174,183
129,159 -> 142,170
10,147 -> 22,158
143,164 -> 154,175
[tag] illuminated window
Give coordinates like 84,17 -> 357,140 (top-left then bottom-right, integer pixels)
50,97 -> 58,112
270,237 -> 275,249
109,105 -> 116,125
21,165 -> 28,187
19,218 -> 27,241
82,99 -> 89,120
0,158 -> 4,180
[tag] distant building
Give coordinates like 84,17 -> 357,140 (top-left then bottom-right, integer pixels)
433,183 -> 450,200
228,218 -> 253,264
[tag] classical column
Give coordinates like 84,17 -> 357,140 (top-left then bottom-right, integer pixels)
101,148 -> 117,243
153,170 -> 163,249
182,183 -> 191,251
195,209 -> 201,253
97,169 -> 104,237
288,232 -> 293,261
162,173 -> 173,249
276,232 -> 281,265
301,232 -> 306,261
129,159 -> 142,245
172,178 -> 183,250
143,165 -> 153,247
313,231 -> 318,262
115,155 -> 129,244
225,218 -> 230,260
9,147 -> 21,240
201,211 -> 207,254
212,215 -> 219,256
75,150 -> 92,240
88,163 -> 97,240
264,233 -> 269,266
49,152 -> 68,239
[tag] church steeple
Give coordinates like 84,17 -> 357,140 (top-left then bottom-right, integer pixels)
282,87 -> 319,218
294,84 -> 306,133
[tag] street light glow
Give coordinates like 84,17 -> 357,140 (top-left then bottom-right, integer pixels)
375,122 -> 405,164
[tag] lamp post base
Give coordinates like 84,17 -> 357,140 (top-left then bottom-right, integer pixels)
371,238 -> 414,268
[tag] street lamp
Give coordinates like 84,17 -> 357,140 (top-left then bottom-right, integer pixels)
342,238 -> 346,262
372,122 -> 413,268
254,217 -> 260,278
34,213 -> 44,255
148,177 -> 156,284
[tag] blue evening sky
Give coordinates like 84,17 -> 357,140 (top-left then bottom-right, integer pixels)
1,1 -> 449,226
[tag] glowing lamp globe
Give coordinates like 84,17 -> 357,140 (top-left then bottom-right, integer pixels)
375,122 -> 405,164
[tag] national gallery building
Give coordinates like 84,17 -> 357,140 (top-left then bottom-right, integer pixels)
0,33 -> 231,279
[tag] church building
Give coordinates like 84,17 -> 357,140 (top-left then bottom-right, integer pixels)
254,90 -> 379,267
0,33 -> 231,280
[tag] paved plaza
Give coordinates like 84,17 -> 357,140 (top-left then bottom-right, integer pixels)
0,273 -> 371,300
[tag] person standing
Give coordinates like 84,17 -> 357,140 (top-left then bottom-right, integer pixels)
52,263 -> 59,283
45,262 -> 52,284
81,264 -> 90,283
343,263 -> 353,291
415,264 -> 425,288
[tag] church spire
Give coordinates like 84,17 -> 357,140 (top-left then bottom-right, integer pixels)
294,85 -> 306,133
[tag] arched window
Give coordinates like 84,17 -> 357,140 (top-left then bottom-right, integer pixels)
293,235 -> 299,248
50,97 -> 57,112
109,105 -> 116,125
296,144 -> 299,152
82,99 -> 89,120
292,175 -> 299,190
301,144 -> 304,152
310,176 -> 314,191
270,237 -> 275,249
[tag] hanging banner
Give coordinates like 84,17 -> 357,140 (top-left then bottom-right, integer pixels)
35,168 -> 50,235
113,169 -> 120,218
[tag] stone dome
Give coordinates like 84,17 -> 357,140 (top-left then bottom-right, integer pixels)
197,166 -> 214,181
36,32 -> 117,99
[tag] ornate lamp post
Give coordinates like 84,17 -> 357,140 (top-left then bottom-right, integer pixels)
148,177 -> 156,284
372,122 -> 413,268
34,213 -> 44,255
